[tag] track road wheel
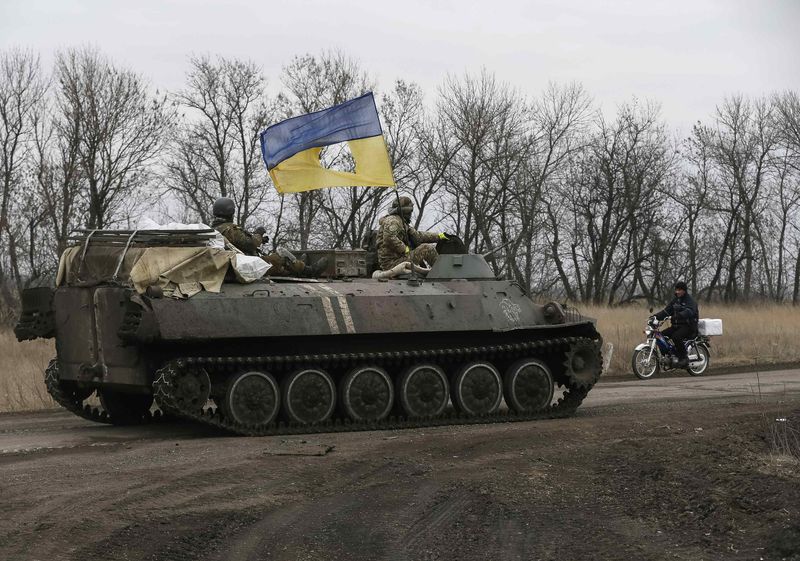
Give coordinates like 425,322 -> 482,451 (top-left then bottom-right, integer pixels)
99,390 -> 153,425
282,368 -> 336,425
224,371 -> 280,427
398,364 -> 449,418
452,361 -> 503,416
563,340 -> 602,388
504,359 -> 554,413
341,365 -> 394,422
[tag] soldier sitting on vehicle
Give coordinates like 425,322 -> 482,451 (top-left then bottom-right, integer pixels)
211,197 -> 310,277
376,196 -> 447,271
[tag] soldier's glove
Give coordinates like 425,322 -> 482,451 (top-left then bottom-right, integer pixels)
438,232 -> 448,240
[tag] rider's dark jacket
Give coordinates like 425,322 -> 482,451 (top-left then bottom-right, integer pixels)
654,292 -> 699,327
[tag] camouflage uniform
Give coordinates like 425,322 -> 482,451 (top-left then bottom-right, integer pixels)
376,214 -> 439,270
212,219 -> 264,256
212,218 -> 305,276
262,251 -> 307,277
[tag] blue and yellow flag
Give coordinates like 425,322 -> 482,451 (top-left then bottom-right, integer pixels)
260,92 -> 395,193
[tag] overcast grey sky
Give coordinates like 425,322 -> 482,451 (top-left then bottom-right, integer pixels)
2,0 -> 798,133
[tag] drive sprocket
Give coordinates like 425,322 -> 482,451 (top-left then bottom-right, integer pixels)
562,340 -> 602,389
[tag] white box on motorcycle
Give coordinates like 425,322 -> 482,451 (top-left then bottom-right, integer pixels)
698,319 -> 723,336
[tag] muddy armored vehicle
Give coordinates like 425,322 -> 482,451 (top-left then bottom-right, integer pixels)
16,230 -> 603,435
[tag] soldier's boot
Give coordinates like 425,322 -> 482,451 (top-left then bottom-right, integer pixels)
289,260 -> 307,276
273,247 -> 309,277
263,253 -> 288,276
293,261 -> 328,278
410,243 -> 439,268
311,256 -> 329,276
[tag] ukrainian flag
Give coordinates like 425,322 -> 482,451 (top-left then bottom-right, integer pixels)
260,92 -> 395,193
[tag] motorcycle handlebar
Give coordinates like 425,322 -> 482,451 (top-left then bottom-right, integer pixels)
647,316 -> 670,328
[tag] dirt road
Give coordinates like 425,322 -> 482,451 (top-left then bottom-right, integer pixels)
1,370 -> 798,561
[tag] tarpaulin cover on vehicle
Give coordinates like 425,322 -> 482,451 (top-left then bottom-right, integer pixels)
56,245 -> 234,294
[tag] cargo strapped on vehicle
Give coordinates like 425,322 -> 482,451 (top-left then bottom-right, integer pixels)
698,318 -> 723,336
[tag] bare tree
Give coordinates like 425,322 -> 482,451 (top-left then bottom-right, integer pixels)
697,96 -> 780,301
410,108 -> 460,231
438,69 -> 527,256
0,48 -> 46,308
30,94 -> 84,261
511,82 -> 592,294
549,100 -> 674,304
163,130 -> 215,223
675,124 -> 715,297
776,91 -> 800,167
775,92 -> 800,304
760,146 -> 800,300
55,47 -> 174,229
169,55 -> 272,226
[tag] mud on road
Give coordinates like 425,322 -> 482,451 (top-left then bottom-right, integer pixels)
1,371 -> 799,561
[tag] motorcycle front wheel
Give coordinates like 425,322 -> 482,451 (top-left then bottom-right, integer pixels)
688,344 -> 710,376
632,347 -> 660,380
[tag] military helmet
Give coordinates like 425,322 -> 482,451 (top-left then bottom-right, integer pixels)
674,281 -> 688,291
212,197 -> 235,219
390,196 -> 414,216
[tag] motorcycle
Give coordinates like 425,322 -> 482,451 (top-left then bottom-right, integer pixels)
631,316 -> 711,379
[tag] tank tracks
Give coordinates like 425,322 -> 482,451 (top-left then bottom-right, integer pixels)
152,335 -> 602,436
44,359 -> 162,426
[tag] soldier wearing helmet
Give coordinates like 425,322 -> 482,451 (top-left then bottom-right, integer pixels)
211,197 -> 266,256
211,197 -> 308,276
376,196 -> 446,271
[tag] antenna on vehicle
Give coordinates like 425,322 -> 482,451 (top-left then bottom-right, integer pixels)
482,240 -> 514,260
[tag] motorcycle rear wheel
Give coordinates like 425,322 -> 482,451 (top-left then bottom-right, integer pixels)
687,344 -> 710,376
632,347 -> 660,380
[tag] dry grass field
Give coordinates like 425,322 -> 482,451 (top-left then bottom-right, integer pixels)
1,304 -> 799,413
0,330 -> 54,412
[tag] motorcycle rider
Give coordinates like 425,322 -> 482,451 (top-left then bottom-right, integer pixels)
652,281 -> 699,369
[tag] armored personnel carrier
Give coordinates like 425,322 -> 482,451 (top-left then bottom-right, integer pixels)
16,230 -> 603,435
